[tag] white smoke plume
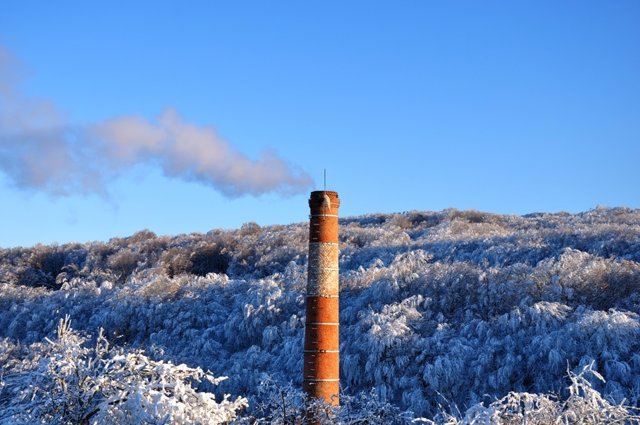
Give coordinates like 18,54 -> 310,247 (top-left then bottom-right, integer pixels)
0,46 -> 313,197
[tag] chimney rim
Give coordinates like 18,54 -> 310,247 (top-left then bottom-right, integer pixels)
310,190 -> 339,197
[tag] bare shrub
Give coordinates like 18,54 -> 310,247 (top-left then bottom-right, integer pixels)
17,266 -> 56,289
162,248 -> 193,278
190,243 -> 230,276
240,221 -> 263,237
107,249 -> 139,283
449,209 -> 488,224
26,246 -> 66,286
127,229 -> 157,244
390,214 -> 413,230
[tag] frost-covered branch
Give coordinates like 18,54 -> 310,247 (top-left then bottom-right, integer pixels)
0,316 -> 247,424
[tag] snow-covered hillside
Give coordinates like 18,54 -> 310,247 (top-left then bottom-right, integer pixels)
1,207 -> 639,423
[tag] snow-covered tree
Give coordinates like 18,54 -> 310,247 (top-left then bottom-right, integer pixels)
0,317 -> 247,424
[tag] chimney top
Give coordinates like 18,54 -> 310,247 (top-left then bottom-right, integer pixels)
309,191 -> 340,214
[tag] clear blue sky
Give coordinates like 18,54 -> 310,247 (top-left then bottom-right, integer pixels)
1,1 -> 638,248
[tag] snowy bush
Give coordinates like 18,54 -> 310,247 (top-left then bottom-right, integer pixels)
450,363 -> 640,424
0,317 -> 247,424
248,376 -> 409,424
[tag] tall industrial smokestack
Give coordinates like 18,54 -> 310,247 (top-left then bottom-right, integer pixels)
304,190 -> 340,407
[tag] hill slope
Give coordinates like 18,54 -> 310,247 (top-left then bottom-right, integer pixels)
1,207 -> 640,421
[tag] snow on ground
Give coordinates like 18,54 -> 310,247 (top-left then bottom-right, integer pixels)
1,207 -> 639,423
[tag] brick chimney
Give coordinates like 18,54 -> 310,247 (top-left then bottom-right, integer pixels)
303,190 -> 340,407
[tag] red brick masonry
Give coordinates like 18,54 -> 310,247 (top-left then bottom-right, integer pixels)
304,191 -> 340,406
